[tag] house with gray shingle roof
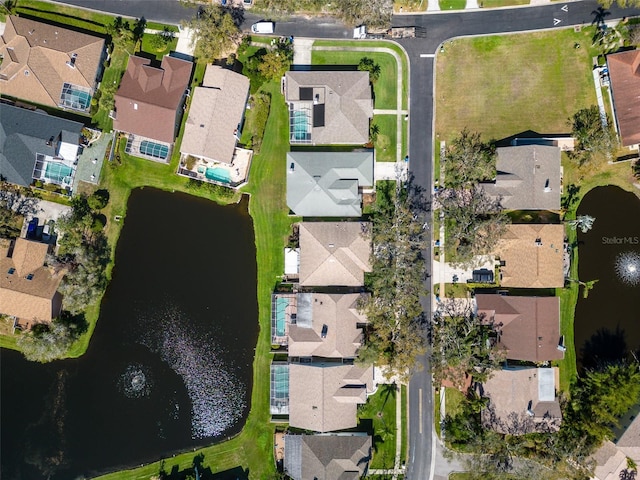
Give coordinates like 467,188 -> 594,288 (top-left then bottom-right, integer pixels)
0,103 -> 82,190
284,71 -> 373,145
287,151 -> 374,217
0,16 -> 105,112
480,145 -> 561,211
284,433 -> 372,480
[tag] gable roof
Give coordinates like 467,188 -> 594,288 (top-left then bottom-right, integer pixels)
285,71 -> 373,145
286,151 -> 374,217
480,146 -> 561,211
616,414 -> 640,462
607,50 -> 640,147
288,293 -> 368,359
289,363 -> 374,433
0,16 -> 104,109
0,103 -> 83,187
495,224 -> 565,288
0,238 -> 65,322
476,294 -> 562,362
114,55 -> 193,143
284,434 -> 372,480
299,222 -> 372,287
180,65 -> 250,164
481,367 -> 562,435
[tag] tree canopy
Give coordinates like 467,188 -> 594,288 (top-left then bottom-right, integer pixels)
444,129 -> 496,188
569,106 -> 617,165
358,57 -> 381,83
183,5 -> 242,61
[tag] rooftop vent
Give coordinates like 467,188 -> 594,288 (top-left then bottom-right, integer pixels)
26,274 -> 34,281
321,324 -> 328,338
67,53 -> 77,69
543,178 -> 551,193
7,268 -> 15,275
24,70 -> 29,76
535,238 -> 543,246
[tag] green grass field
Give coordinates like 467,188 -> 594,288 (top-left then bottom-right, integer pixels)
481,0 -> 529,7
358,385 -> 398,469
439,0 -> 467,9
374,114 -> 398,162
436,28 -> 599,142
445,387 -> 466,417
311,50 -> 398,110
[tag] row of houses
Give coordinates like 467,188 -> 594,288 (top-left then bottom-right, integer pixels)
270,69 -> 378,479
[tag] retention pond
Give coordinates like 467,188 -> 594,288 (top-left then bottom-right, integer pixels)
1,188 -> 259,479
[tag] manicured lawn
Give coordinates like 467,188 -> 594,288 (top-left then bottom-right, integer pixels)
311,50 -> 398,110
92,45 -> 131,131
481,0 -> 529,6
15,0 -> 114,34
358,385 -> 398,469
439,0 -> 467,9
401,384 -> 408,463
436,28 -> 599,142
140,32 -> 179,60
445,387 -> 465,417
374,114 -> 398,162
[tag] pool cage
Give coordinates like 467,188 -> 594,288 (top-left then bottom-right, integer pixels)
125,135 -> 171,162
271,293 -> 296,345
59,83 -> 93,112
33,154 -> 75,189
270,362 -> 290,415
289,103 -> 312,144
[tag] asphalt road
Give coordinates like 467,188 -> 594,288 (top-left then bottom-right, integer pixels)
39,1 -> 640,479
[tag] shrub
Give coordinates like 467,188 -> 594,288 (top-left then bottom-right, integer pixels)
87,189 -> 110,210
92,213 -> 107,232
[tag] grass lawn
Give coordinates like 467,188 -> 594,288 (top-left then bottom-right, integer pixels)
15,0 -> 114,34
401,384 -> 408,463
140,32 -> 179,60
444,387 -> 465,417
92,44 -> 131,131
358,385 -> 398,470
374,115 -> 398,162
481,0 -> 529,6
311,50 -> 398,110
435,28 -> 600,142
439,0 -> 467,9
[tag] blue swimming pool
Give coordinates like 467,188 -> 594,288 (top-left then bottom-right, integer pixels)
275,297 -> 289,337
205,167 -> 231,183
45,162 -> 73,183
292,111 -> 309,141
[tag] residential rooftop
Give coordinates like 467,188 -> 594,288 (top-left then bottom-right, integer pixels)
607,50 -> 640,147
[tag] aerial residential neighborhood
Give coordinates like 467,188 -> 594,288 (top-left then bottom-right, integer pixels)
0,1 -> 640,480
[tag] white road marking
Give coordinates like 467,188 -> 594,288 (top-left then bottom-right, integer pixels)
420,53 -> 435,58
554,18 -> 562,26
419,388 -> 423,434
561,4 -> 568,11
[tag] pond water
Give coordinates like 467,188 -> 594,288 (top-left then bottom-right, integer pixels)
1,188 -> 259,479
575,186 -> 640,369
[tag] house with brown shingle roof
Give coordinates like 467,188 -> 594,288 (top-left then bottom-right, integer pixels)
606,50 -> 640,148
480,366 -> 562,435
284,71 -> 373,145
289,363 -> 374,433
476,294 -> 563,362
113,55 -> 193,162
0,238 -> 65,329
0,16 -> 105,112
480,145 -> 561,211
178,65 -> 252,186
495,224 -> 565,288
271,292 -> 368,358
284,433 -> 372,480
299,222 -> 372,287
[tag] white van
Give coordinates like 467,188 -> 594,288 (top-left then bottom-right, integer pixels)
251,21 -> 274,34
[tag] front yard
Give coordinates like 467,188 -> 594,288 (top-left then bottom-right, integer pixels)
358,385 -> 398,470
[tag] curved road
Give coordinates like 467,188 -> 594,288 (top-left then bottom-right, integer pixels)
45,1 -> 640,479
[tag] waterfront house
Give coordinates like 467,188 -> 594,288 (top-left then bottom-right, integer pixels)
480,145 -> 561,211
283,433 -> 372,480
0,103 -> 82,191
113,55 -> 193,162
480,366 -> 562,434
476,294 -> 563,362
495,224 -> 565,288
0,16 -> 105,112
178,65 -> 252,187
606,49 -> 640,148
286,151 -> 374,217
0,238 -> 65,330
299,222 -> 372,287
284,71 -> 373,145
288,363 -> 374,433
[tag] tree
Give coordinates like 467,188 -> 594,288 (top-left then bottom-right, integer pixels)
369,123 -> 380,144
568,214 -> 596,233
17,321 -> 75,362
431,299 -> 505,387
569,106 -> 617,164
444,129 -> 496,188
87,189 -> 110,210
258,42 -> 293,81
436,185 -> 508,265
359,180 -> 429,381
183,5 -> 242,62
358,57 -> 381,83
333,0 -> 393,28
